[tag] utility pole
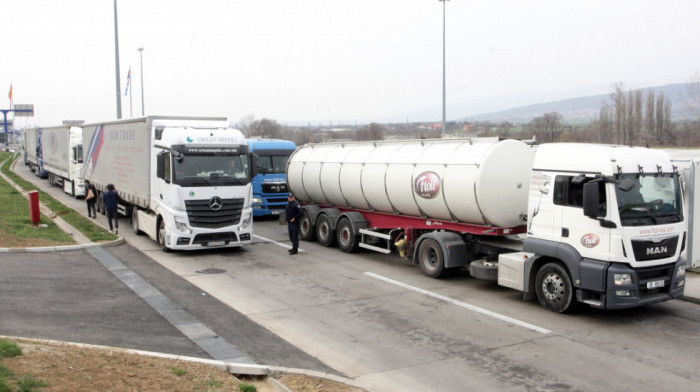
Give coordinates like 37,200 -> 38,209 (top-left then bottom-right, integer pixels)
113,0 -> 122,119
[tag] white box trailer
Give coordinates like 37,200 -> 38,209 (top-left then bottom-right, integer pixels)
82,116 -> 255,251
667,149 -> 700,268
22,127 -> 45,177
41,125 -> 85,197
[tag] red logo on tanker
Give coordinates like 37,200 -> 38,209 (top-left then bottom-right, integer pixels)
581,233 -> 600,248
414,171 -> 441,199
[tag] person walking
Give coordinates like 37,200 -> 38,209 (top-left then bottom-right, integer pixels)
84,179 -> 97,218
285,192 -> 303,255
102,183 -> 120,234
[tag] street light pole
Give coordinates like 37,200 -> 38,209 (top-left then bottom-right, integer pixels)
138,47 -> 145,116
113,0 -> 122,119
439,0 -> 449,137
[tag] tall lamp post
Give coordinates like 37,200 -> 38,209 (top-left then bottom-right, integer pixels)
138,47 -> 145,116
113,0 -> 122,119
439,0 -> 449,137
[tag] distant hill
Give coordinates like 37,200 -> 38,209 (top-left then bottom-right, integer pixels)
460,83 -> 696,124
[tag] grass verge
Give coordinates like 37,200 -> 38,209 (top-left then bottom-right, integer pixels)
0,152 -> 116,243
0,339 -> 46,392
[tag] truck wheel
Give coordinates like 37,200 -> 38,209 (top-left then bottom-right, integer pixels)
316,214 -> 336,247
470,260 -> 498,281
418,239 -> 447,278
535,263 -> 574,313
158,219 -> 170,252
299,210 -> 316,241
98,193 -> 106,215
336,218 -> 359,253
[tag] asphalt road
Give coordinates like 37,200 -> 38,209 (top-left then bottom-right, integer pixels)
5,159 -> 700,392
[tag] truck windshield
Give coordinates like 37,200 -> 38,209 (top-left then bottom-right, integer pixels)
173,154 -> 251,186
255,154 -> 290,175
615,173 -> 683,226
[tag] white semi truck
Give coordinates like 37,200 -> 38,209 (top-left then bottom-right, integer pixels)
36,125 -> 85,197
82,116 -> 255,251
287,138 -> 687,312
22,127 -> 46,177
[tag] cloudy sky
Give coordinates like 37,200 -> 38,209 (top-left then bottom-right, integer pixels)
2,0 -> 699,127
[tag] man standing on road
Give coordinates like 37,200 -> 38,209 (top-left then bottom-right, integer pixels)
84,179 -> 97,218
285,192 -> 303,255
103,183 -> 120,234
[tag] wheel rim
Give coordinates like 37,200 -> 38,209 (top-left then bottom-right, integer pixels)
301,219 -> 310,235
158,222 -> 166,248
340,227 -> 351,245
541,272 -> 565,302
422,247 -> 439,271
319,223 -> 329,241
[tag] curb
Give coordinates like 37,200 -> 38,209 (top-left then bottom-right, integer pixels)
0,336 -> 365,392
0,237 -> 126,253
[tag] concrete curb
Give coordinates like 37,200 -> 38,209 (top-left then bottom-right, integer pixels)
0,237 -> 125,253
0,336 -> 365,392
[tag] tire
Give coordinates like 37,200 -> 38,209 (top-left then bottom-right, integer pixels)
158,219 -> 170,252
535,262 -> 574,313
299,210 -> 316,241
315,213 -> 336,247
131,209 -> 142,235
418,239 -> 447,278
470,260 -> 498,281
98,193 -> 106,215
336,218 -> 359,253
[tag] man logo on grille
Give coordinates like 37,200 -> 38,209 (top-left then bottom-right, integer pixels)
209,196 -> 223,211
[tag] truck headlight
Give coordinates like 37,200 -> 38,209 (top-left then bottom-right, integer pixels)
174,217 -> 189,233
677,265 -> 686,277
252,197 -> 263,204
240,216 -> 251,229
614,273 -> 632,285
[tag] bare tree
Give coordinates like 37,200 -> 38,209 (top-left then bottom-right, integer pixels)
686,71 -> 700,117
250,118 -> 282,139
597,104 -> 614,143
645,90 -> 656,138
611,82 -> 627,144
238,114 -> 255,137
528,112 -> 563,143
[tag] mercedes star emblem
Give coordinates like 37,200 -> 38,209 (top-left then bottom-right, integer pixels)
209,196 -> 223,211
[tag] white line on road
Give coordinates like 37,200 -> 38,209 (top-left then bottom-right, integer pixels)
364,272 -> 552,335
253,234 -> 303,252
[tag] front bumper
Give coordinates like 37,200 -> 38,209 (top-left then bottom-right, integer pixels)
602,259 -> 686,309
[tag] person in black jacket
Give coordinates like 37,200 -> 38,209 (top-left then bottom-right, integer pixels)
84,179 -> 97,218
285,193 -> 303,255
102,183 -> 120,234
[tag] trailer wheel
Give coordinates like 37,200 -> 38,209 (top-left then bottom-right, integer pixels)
535,262 -> 574,313
299,210 -> 316,241
418,239 -> 447,278
316,213 -> 336,247
98,192 -> 106,215
336,218 -> 359,253
158,219 -> 170,252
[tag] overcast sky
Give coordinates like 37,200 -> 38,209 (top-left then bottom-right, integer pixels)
2,0 -> 699,127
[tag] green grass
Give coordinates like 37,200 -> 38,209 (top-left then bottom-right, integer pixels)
171,367 -> 187,377
0,152 -> 116,243
238,382 -> 257,392
0,341 -> 22,359
0,340 -> 45,392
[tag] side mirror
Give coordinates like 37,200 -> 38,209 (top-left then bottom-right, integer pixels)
582,181 -> 599,218
250,153 -> 258,178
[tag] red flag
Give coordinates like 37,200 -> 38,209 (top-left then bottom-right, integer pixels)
8,84 -> 12,101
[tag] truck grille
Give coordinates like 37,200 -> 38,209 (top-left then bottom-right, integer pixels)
185,198 -> 244,228
261,183 -> 288,194
636,264 -> 673,297
631,236 -> 678,261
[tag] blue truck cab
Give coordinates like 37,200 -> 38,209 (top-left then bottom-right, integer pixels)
246,138 -> 297,217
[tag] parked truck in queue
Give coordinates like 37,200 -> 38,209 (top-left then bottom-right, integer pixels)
287,138 -> 687,312
31,125 -> 85,197
82,116 -> 255,251
246,137 -> 297,216
22,127 -> 46,178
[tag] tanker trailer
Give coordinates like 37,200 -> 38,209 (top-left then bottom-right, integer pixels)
287,139 -> 687,312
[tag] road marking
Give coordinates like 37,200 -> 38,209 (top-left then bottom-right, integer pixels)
364,272 -> 552,335
253,234 -> 303,252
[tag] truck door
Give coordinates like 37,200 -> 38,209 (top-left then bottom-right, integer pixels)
554,175 -> 612,262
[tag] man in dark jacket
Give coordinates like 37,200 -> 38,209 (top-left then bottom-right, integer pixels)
102,183 -> 120,234
285,193 -> 303,255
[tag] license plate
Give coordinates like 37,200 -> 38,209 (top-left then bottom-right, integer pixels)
207,241 -> 226,246
271,210 -> 280,215
647,280 -> 665,289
